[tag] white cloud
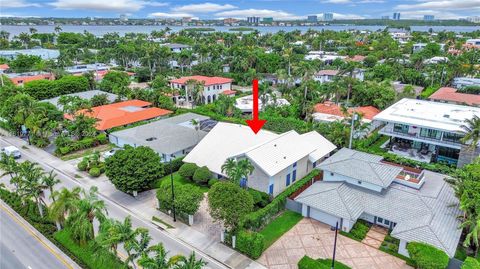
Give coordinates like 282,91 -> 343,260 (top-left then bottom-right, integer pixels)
394,10 -> 461,20
322,0 -> 352,4
396,0 -> 480,11
148,12 -> 197,19
172,2 -> 236,13
316,12 -> 365,19
48,0 -> 168,12
358,0 -> 384,3
215,9 -> 303,20
2,0 -> 41,8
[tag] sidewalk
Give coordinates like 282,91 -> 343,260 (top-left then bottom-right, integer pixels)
0,131 -> 266,269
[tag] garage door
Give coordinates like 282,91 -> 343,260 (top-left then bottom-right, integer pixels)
309,208 -> 340,227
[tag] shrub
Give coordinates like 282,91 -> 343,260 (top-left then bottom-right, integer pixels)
178,163 -> 199,180
164,157 -> 184,174
462,257 -> 480,269
341,220 -> 371,241
240,170 -> 320,231
89,167 -> 101,177
157,183 -> 204,216
407,242 -> 449,269
77,160 -> 88,171
298,256 -> 351,269
192,166 -> 211,184
236,230 -> 265,259
248,188 -> 270,209
208,178 -> 220,187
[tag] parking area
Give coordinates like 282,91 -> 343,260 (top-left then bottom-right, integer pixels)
258,218 -> 411,269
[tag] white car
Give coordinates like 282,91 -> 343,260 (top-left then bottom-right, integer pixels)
103,148 -> 121,159
1,146 -> 21,159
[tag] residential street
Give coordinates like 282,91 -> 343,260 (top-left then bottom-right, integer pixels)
0,132 -> 265,269
0,201 -> 80,269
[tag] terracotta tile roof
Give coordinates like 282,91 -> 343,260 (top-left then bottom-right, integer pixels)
0,64 -> 9,70
221,90 -> 237,95
316,70 -> 339,76
64,100 -> 172,130
313,101 -> 380,120
429,87 -> 480,106
347,55 -> 366,62
170,75 -> 233,86
9,73 -> 54,85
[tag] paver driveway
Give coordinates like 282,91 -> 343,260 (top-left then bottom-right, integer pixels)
258,218 -> 411,269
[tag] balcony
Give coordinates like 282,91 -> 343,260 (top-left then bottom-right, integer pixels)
381,161 -> 426,189
379,124 -> 462,149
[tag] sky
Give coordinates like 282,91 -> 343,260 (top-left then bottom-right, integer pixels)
1,0 -> 480,20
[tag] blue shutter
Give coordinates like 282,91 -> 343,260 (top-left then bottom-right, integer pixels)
269,184 -> 274,195
286,174 -> 291,186
292,170 -> 297,182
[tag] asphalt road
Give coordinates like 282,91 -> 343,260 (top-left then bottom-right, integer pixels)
0,204 -> 74,269
0,137 -> 229,269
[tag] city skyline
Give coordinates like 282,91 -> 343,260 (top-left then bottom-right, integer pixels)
2,0 -> 480,21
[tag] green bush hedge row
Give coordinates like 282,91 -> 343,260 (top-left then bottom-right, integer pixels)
462,257 -> 480,269
407,242 -> 449,269
235,230 -> 265,259
298,256 -> 351,269
164,157 -> 184,174
339,220 -> 371,242
55,133 -> 108,156
54,229 -> 127,269
239,170 -> 320,231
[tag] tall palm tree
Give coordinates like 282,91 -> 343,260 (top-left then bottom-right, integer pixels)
42,170 -> 60,202
0,153 -> 20,192
220,159 -> 254,187
138,243 -> 182,269
461,115 -> 480,150
96,216 -> 136,256
174,252 -> 207,269
17,161 -> 47,217
49,187 -> 81,231
66,187 -> 107,244
124,228 -> 151,269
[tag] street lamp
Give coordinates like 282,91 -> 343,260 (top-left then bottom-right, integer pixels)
169,154 -> 176,222
331,221 -> 339,269
348,112 -> 358,149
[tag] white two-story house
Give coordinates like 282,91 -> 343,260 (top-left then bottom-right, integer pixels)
170,76 -> 234,105
313,69 -> 365,84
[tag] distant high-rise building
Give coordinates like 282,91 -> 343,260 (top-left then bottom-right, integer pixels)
223,18 -> 238,24
119,14 -> 128,21
247,17 -> 260,24
424,15 -> 435,21
466,16 -> 480,23
307,15 -> 318,22
381,16 -> 390,20
263,17 -> 274,23
323,13 -> 333,21
393,12 -> 401,20
182,17 -> 192,23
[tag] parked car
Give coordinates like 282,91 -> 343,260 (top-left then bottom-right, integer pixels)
1,146 -> 21,159
102,148 -> 121,159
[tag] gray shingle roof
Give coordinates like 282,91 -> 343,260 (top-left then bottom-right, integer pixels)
318,148 -> 403,188
42,90 -> 118,110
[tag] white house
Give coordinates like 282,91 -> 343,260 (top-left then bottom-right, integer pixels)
170,76 -> 234,105
234,94 -> 290,113
183,122 -> 336,196
313,69 -> 365,84
0,48 -> 60,60
161,43 -> 192,53
295,148 -> 462,258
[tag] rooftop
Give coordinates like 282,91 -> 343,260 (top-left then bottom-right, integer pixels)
170,75 -> 233,86
42,90 -> 118,110
373,98 -> 480,133
316,70 -> 339,76
313,102 -> 380,121
429,87 -> 480,106
64,100 -> 172,131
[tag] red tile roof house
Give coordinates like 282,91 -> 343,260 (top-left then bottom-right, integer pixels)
8,72 -> 54,86
169,75 -> 234,105
429,87 -> 480,107
64,100 -> 173,131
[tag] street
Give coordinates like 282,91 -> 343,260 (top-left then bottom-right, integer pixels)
0,202 -> 79,269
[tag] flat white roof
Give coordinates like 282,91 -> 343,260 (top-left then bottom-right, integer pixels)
374,98 -> 480,132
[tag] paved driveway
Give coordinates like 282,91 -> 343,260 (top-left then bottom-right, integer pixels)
258,218 -> 411,269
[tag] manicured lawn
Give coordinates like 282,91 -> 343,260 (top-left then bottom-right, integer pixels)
156,172 -> 209,192
60,144 -> 114,161
260,210 -> 303,248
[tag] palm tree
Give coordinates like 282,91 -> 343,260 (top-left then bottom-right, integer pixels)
49,187 -> 81,231
459,214 -> 480,257
66,187 -> 107,244
221,159 -> 254,187
96,216 -> 136,256
54,25 -> 62,34
461,115 -> 480,150
17,32 -> 31,49
0,153 -> 20,192
138,243 -> 182,269
42,170 -> 60,202
17,161 -> 47,217
124,228 -> 151,269
174,252 -> 207,269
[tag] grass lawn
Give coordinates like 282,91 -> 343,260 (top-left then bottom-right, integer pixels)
60,144 -> 114,161
260,210 -> 303,248
156,172 -> 209,192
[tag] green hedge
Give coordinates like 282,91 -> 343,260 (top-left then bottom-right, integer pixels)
247,188 -> 270,209
164,157 -> 184,174
407,242 -> 449,269
462,257 -> 480,269
55,133 -> 108,156
236,230 -> 265,259
298,256 -> 351,269
54,229 -> 127,269
178,163 -> 199,181
339,220 -> 371,242
193,166 -> 212,184
239,170 -> 320,231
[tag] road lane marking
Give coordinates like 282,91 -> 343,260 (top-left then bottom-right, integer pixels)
0,203 -> 74,269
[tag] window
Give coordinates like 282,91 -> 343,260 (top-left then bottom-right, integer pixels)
443,132 -> 463,143
377,217 -> 384,223
293,162 -> 297,168
312,161 -> 316,168
357,181 -> 362,185
292,170 -> 297,182
384,219 -> 390,226
268,184 -> 274,195
420,128 -> 441,140
393,123 -> 409,134
286,174 -> 291,186
330,172 -> 334,176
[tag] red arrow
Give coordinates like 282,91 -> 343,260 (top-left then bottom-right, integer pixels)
246,79 -> 267,134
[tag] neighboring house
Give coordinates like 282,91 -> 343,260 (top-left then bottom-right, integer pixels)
392,81 -> 424,97
109,113 -> 211,162
235,94 -> 290,113
0,64 -> 9,72
0,48 -> 60,60
453,77 -> 480,89
295,148 -> 462,258
429,87 -> 480,107
64,100 -> 172,131
7,72 -> 54,86
170,75 -> 233,105
305,51 -> 346,63
312,101 -> 380,124
42,90 -> 118,110
183,122 -> 336,196
161,43 -> 192,53
463,39 -> 480,50
412,43 -> 445,53
313,69 -> 364,84
65,63 -> 110,75
424,56 -> 448,64
373,98 -> 480,167
346,55 -> 366,63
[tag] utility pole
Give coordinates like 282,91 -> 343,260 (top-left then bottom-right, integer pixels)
331,221 -> 339,269
349,112 -> 357,149
170,154 -> 176,222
